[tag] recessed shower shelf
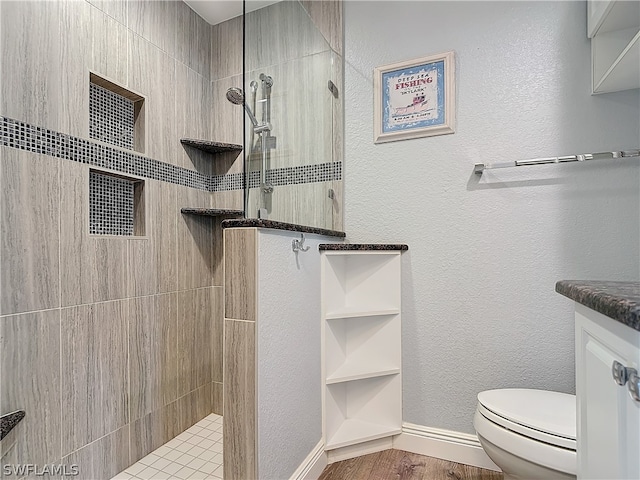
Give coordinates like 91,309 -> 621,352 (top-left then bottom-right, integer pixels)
180,208 -> 244,217
180,138 -> 243,155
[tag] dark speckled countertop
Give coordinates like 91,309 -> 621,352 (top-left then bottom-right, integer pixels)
319,244 -> 408,251
1,410 -> 25,441
221,218 -> 346,238
556,280 -> 640,332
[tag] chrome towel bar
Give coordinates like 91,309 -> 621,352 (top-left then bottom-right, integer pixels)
474,149 -> 640,175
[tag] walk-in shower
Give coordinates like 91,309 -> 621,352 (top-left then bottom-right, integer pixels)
241,0 -> 343,230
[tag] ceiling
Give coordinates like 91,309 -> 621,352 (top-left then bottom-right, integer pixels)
183,0 -> 281,25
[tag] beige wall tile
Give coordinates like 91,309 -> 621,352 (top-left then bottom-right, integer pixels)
60,162 -> 129,306
212,381 -> 223,416
211,75 -> 244,155
176,64 -> 213,173
130,401 -> 180,463
61,300 -> 129,456
224,319 -> 256,480
300,0 -> 343,54
128,34 -> 176,164
89,4 -> 129,91
86,0 -> 128,26
62,425 -> 130,480
177,186 -> 216,291
130,293 -> 178,422
245,1 -> 327,72
176,1 -> 211,79
0,0 -> 61,130
212,220 -> 225,286
177,288 -> 214,397
0,310 -> 61,467
129,180 -> 178,297
211,189 -> 244,212
176,383 -> 213,432
211,15 -> 242,80
127,0 -> 177,58
224,228 -> 257,321
59,0 -> 90,138
0,148 -> 60,315
212,286 -> 224,383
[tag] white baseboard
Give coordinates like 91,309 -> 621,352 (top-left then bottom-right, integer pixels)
326,437 -> 393,464
393,423 -> 501,472
290,440 -> 328,480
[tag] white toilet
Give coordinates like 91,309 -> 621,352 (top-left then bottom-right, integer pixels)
473,389 -> 576,480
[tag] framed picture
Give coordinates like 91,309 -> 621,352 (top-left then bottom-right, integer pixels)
374,51 -> 455,144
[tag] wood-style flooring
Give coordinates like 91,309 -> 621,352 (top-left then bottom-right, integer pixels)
318,449 -> 504,480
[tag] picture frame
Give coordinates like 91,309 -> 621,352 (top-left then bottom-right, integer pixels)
374,51 -> 456,144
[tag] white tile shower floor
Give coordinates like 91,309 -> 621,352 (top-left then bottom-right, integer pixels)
112,413 -> 223,480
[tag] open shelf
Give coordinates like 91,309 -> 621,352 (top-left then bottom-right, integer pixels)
325,307 -> 400,320
326,367 -> 399,385
323,252 -> 401,314
325,418 -> 402,450
180,138 -> 243,155
322,249 -> 403,452
180,208 -> 244,217
325,313 -> 400,382
324,375 -> 402,451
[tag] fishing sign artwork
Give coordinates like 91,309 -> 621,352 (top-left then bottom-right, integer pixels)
374,51 -> 456,143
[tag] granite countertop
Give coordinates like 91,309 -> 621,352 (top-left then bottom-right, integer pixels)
319,244 -> 408,251
0,410 -> 25,441
221,219 -> 346,238
556,280 -> 640,332
181,208 -> 244,217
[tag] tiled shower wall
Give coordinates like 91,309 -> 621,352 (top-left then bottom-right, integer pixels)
0,1 -> 228,478
212,1 -> 344,231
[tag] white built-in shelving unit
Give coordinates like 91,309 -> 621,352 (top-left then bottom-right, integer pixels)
321,250 -> 402,451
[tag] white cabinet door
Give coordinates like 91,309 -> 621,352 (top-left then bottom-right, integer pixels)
575,304 -> 640,479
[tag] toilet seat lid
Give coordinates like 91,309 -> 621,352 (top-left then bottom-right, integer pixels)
478,389 -> 576,442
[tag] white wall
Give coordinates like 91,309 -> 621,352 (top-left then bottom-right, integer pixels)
344,1 -> 640,434
257,230 -> 342,478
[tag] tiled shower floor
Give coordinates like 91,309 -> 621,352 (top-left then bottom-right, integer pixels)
112,413 -> 223,480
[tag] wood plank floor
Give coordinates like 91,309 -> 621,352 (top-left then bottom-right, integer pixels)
318,449 -> 504,480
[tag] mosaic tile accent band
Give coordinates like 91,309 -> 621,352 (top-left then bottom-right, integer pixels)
89,171 -> 135,236
0,116 -> 342,192
89,83 -> 135,150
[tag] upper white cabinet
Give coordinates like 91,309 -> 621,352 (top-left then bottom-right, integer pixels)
588,1 -> 640,94
575,304 -> 640,479
321,250 -> 403,451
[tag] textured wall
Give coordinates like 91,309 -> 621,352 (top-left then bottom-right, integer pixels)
344,1 -> 640,434
0,1 -> 222,478
257,230 -> 341,479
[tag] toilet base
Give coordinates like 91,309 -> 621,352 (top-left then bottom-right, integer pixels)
478,435 -> 576,480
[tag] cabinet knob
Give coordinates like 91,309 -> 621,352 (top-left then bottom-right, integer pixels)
612,360 -> 628,386
628,369 -> 640,403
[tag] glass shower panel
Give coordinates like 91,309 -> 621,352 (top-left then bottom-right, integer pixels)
244,0 -> 339,230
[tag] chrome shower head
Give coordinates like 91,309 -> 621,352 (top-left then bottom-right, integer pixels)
226,86 -> 265,130
250,81 -> 258,93
226,87 -> 245,105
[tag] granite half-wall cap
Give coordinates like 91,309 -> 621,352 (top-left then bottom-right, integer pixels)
556,280 -> 640,332
318,244 -> 408,251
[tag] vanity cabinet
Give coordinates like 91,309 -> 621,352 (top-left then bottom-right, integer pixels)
587,0 -> 640,93
320,250 -> 403,450
575,303 -> 640,479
